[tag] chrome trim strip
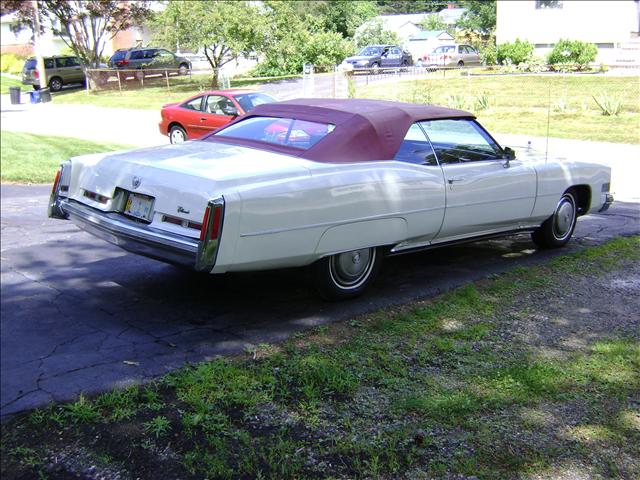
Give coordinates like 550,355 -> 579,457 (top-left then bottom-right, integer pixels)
239,206 -> 443,238
62,199 -> 199,267
390,225 -> 541,254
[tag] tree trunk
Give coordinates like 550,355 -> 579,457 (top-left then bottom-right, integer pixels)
210,69 -> 219,89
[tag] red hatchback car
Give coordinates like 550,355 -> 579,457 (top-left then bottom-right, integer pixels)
159,89 -> 277,144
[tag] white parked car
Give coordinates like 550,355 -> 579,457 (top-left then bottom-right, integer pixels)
48,99 -> 613,299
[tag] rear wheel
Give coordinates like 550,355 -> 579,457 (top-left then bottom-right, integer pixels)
371,62 -> 380,74
169,124 -> 187,144
178,63 -> 189,76
532,190 -> 577,249
313,247 -> 381,300
457,60 -> 464,68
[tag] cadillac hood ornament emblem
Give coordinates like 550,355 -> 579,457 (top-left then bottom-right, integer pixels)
132,176 -> 142,189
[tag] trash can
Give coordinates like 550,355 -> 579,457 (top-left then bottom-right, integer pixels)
9,86 -> 21,105
39,88 -> 52,103
29,90 -> 41,104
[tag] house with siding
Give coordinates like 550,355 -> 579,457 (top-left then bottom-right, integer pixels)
496,0 -> 640,65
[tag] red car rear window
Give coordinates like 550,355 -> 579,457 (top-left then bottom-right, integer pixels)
214,116 -> 335,151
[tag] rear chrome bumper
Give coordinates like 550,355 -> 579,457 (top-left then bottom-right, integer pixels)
599,193 -> 614,213
62,199 -> 200,267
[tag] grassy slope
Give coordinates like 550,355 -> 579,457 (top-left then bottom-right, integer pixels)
0,132 -> 131,183
1,236 -> 638,479
358,74 -> 640,144
0,73 -> 23,95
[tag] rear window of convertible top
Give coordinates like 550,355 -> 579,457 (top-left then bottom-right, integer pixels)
213,116 -> 335,150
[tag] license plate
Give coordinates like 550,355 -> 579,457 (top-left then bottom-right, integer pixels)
124,193 -> 154,221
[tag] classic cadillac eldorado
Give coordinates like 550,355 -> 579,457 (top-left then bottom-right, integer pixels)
48,99 -> 614,299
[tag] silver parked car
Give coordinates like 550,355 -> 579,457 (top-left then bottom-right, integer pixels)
420,44 -> 481,68
22,56 -> 86,92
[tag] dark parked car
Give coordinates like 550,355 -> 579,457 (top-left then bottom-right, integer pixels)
108,47 -> 191,79
22,56 -> 85,92
342,45 -> 412,72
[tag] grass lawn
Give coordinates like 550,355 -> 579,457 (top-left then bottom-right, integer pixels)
51,72 -> 301,110
0,132 -> 131,183
0,73 -> 23,95
357,74 -> 640,144
1,236 -> 638,479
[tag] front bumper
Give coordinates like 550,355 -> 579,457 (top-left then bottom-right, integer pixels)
598,193 -> 614,213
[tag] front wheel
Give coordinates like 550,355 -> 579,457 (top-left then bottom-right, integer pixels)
532,190 -> 577,249
313,247 -> 381,300
178,63 -> 189,76
49,77 -> 63,92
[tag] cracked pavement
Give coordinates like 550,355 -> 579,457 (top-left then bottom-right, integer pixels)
1,183 -> 638,419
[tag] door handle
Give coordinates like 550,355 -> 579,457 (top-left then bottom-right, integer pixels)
447,176 -> 465,184
200,117 -> 207,121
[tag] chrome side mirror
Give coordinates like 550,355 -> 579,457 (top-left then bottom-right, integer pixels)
503,146 -> 515,168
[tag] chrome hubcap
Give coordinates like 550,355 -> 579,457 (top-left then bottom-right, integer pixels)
553,196 -> 575,239
330,248 -> 375,289
171,129 -> 185,143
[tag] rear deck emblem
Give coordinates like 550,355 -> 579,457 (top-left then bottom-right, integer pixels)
132,176 -> 142,189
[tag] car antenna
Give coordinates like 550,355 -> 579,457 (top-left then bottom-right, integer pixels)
545,82 -> 551,164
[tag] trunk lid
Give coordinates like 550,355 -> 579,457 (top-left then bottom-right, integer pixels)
68,141 -> 311,236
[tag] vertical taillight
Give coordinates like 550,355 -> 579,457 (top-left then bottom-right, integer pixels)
199,202 -> 223,241
51,168 -> 62,196
196,197 -> 225,272
199,207 -> 210,241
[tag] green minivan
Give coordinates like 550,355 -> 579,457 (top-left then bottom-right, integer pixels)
22,55 -> 85,92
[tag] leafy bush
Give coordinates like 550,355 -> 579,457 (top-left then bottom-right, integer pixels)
252,30 -> 352,76
474,92 -> 490,111
496,39 -> 534,65
0,53 -> 27,75
548,39 -> 598,69
480,44 -> 497,66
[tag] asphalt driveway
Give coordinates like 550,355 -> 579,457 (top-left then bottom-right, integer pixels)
1,181 -> 638,418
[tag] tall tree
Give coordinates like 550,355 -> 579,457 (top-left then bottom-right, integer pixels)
376,0 -> 449,14
294,0 -> 378,39
152,0 -> 267,88
4,0 -> 152,69
456,0 -> 496,35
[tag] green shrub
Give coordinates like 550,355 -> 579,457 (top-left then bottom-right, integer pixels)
496,39 -> 534,65
253,30 -> 352,76
0,53 -> 27,75
480,44 -> 497,66
547,39 -> 598,69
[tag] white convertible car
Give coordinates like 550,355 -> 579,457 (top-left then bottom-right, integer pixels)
48,99 -> 613,299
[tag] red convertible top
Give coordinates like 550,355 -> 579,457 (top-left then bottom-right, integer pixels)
208,98 -> 475,163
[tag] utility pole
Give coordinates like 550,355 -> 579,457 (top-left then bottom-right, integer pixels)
32,0 -> 48,89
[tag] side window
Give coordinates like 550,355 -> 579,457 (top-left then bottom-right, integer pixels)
420,119 -> 502,164
159,49 -> 174,58
143,49 -> 156,59
130,50 -> 144,60
458,46 -> 464,54
44,59 -> 54,69
205,95 -> 236,116
181,96 -> 204,111
393,123 -> 437,166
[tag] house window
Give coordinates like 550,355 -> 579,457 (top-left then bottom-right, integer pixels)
536,0 -> 563,8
